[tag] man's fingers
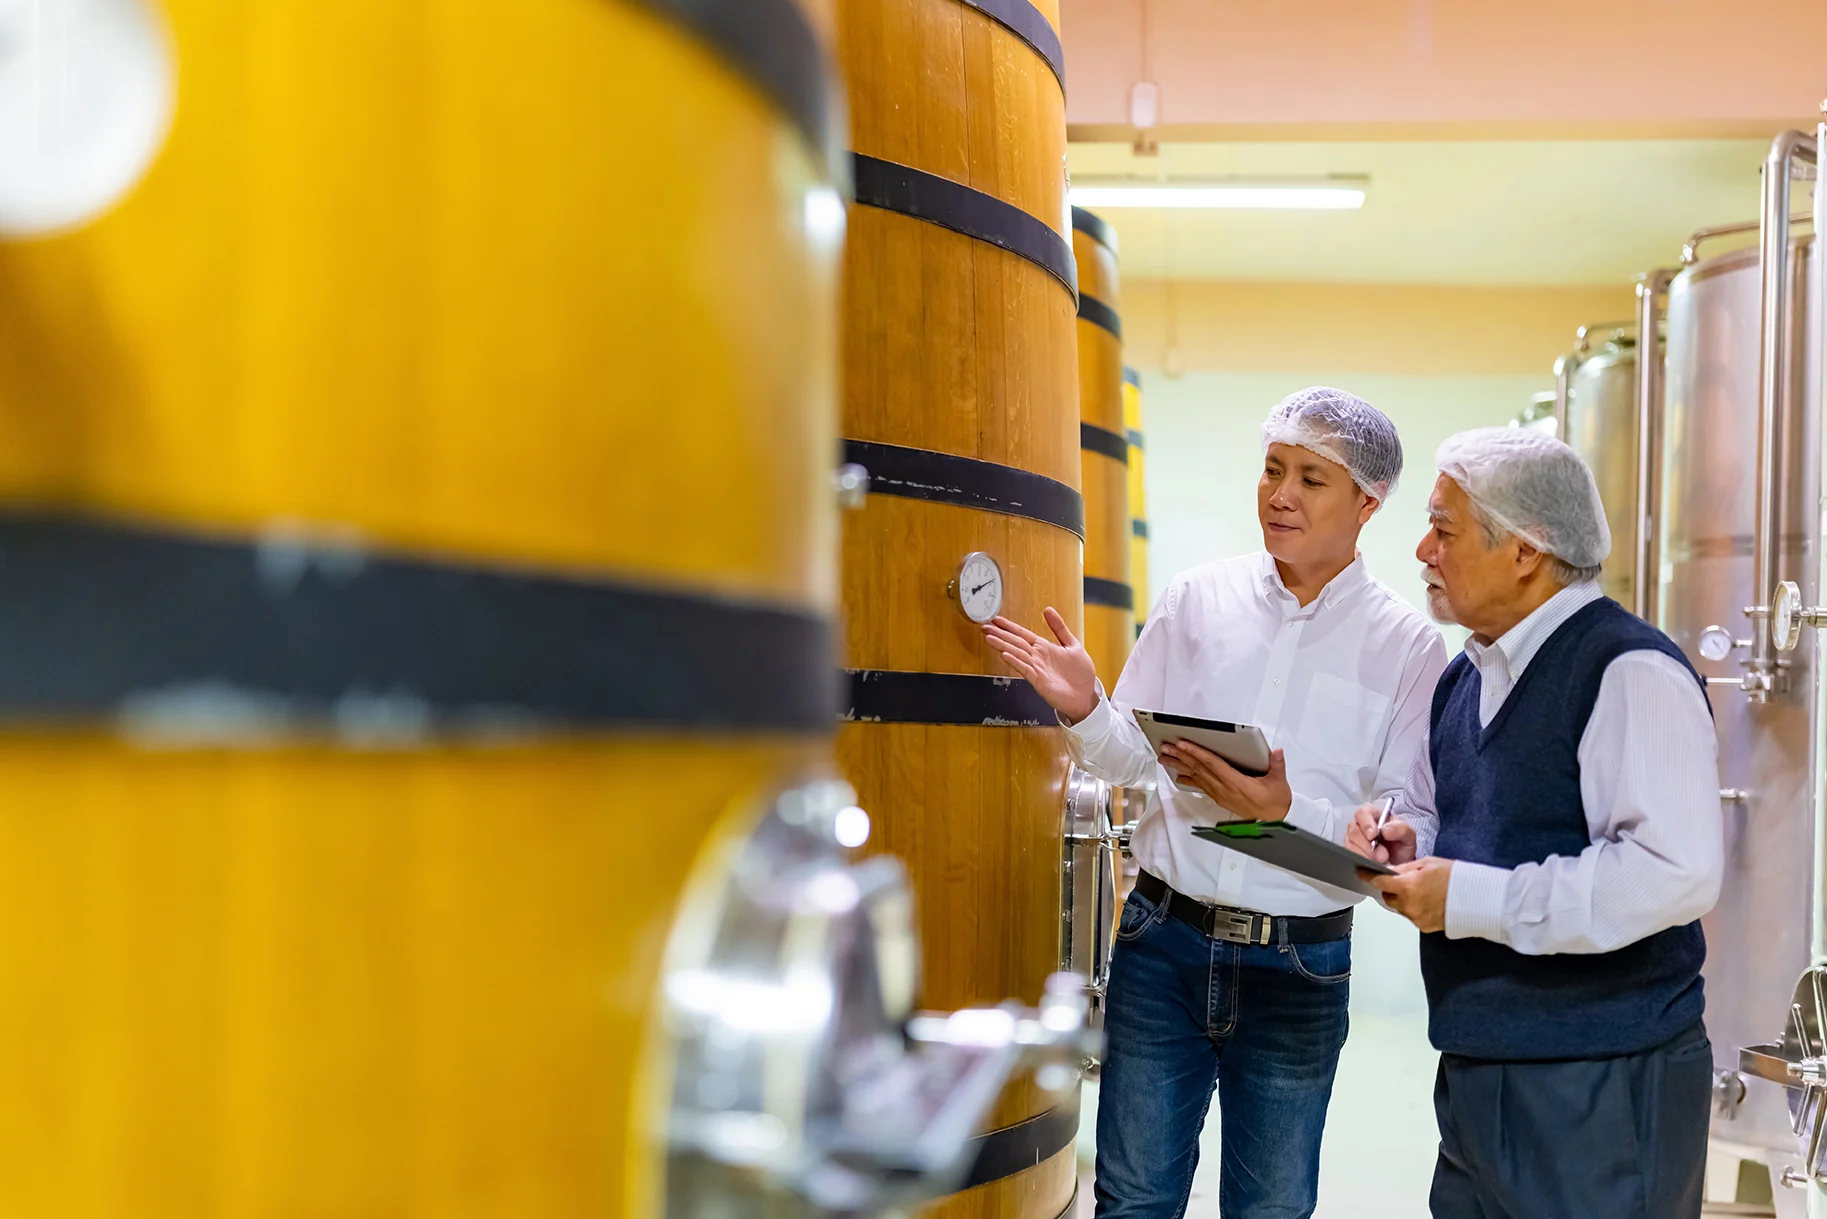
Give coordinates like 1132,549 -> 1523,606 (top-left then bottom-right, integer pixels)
1042,606 -> 1081,649
988,616 -> 1045,647
982,625 -> 1035,655
994,650 -> 1040,681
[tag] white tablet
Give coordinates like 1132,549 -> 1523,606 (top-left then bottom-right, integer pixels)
1133,708 -> 1272,791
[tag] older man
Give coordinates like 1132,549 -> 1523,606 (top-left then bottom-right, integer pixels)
989,388 -> 1446,1219
1349,428 -> 1722,1218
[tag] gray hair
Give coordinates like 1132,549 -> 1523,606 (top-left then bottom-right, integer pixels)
1461,493 -> 1603,587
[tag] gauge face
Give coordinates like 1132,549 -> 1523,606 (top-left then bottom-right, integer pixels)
955,552 -> 1003,624
1698,626 -> 1734,663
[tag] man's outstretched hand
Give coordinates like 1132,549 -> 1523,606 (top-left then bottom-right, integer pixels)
983,608 -> 1100,723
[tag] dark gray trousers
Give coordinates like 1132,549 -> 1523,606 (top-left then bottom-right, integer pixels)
1429,1020 -> 1712,1219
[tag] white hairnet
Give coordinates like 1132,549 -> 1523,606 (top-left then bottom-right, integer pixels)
1260,386 -> 1403,502
1435,427 -> 1611,567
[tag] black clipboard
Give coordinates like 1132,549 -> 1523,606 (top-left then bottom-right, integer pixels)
1191,821 -> 1394,897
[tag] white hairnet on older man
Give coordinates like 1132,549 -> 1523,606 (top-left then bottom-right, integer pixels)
1261,385 -> 1404,503
1434,426 -> 1611,568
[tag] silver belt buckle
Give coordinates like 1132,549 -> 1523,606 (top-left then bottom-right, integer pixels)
1212,909 -> 1257,945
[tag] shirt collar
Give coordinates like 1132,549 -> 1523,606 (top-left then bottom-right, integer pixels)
1257,550 -> 1371,612
1463,580 -> 1604,679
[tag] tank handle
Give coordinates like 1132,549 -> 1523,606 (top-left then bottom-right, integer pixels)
1681,215 -> 1811,266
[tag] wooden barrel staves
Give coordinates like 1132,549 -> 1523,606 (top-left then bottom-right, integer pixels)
1073,207 -> 1135,684
0,1 -> 839,1215
1124,366 -> 1151,636
834,0 -> 1082,1215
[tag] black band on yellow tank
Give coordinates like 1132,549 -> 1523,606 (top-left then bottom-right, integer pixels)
0,511 -> 837,734
959,1093 -> 1082,1188
843,670 -> 1055,727
1071,206 -> 1117,254
1076,291 -> 1122,339
1079,422 -> 1129,464
954,0 -> 1066,92
1084,576 -> 1135,611
636,0 -> 840,171
851,154 -> 1079,298
843,439 -> 1085,538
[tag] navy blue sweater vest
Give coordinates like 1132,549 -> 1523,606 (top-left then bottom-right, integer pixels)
1418,597 -> 1708,1061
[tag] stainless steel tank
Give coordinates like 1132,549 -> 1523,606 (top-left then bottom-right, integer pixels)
1564,332 -> 1641,608
1660,231 -> 1821,1162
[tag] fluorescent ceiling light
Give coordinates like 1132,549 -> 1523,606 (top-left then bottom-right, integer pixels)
1068,181 -> 1367,210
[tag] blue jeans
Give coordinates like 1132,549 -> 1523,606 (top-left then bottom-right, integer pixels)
1093,884 -> 1351,1219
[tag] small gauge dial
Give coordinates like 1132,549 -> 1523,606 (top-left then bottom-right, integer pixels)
1697,625 -> 1734,662
953,552 -> 1004,624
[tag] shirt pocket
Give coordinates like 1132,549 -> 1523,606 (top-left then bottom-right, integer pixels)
1297,672 -> 1392,768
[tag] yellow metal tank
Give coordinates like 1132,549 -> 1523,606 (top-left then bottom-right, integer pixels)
1124,367 -> 1150,633
0,2 -> 841,1216
1073,208 -> 1135,684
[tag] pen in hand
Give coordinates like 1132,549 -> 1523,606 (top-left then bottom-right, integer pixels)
1371,795 -> 1395,843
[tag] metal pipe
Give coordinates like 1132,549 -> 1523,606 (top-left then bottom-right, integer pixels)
1683,216 -> 1811,266
1633,269 -> 1672,623
1747,130 -> 1817,703
1552,351 -> 1574,439
1814,113 -> 1827,968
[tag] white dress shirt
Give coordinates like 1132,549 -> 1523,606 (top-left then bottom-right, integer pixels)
1068,551 -> 1448,916
1394,579 -> 1724,954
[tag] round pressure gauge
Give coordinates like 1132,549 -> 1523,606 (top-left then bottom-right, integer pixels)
1697,625 -> 1735,662
1774,580 -> 1804,653
952,552 -> 1003,624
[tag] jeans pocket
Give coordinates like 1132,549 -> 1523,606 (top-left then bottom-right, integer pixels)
1115,891 -> 1161,942
1286,936 -> 1351,984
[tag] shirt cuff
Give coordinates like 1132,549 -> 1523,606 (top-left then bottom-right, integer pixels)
1062,684 -> 1114,737
1282,793 -> 1339,842
1444,860 -> 1512,943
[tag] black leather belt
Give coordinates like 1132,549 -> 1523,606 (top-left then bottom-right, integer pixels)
1135,871 -> 1353,946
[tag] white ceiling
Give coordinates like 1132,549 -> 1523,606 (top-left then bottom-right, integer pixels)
1068,139 -> 1801,286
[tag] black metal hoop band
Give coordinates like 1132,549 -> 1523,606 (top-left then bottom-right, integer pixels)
1127,427 -> 1145,451
851,153 -> 1078,298
1072,205 -> 1118,254
0,511 -> 837,737
843,439 -> 1085,538
954,0 -> 1066,92
1122,366 -> 1141,388
1077,292 -> 1123,339
1079,422 -> 1129,464
1132,518 -> 1149,541
636,0 -> 839,170
842,670 -> 1057,727
960,1093 -> 1082,1188
1084,576 -> 1136,612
